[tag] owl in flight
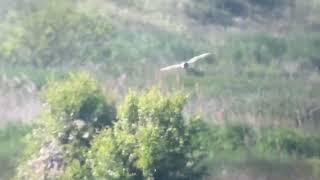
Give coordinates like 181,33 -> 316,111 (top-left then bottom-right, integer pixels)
160,53 -> 211,71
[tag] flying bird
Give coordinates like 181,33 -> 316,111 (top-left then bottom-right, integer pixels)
160,53 -> 211,72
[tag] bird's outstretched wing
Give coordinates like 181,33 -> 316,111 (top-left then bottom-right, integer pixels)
187,53 -> 211,64
160,63 -> 182,71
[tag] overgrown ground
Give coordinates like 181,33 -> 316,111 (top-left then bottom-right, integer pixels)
1,0 -> 320,179
0,123 -> 31,179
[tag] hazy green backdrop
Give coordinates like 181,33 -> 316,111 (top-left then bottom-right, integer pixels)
1,0 -> 320,179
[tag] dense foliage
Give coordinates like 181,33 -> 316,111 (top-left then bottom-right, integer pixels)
12,73 -> 320,179
15,74 -> 208,179
43,72 -> 115,127
89,89 -> 207,179
15,73 -> 116,179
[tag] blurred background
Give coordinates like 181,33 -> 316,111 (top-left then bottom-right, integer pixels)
1,0 -> 320,179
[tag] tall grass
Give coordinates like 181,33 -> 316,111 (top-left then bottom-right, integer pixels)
201,122 -> 320,179
0,123 -> 31,179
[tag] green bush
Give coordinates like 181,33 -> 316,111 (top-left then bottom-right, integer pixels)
43,72 -> 115,127
16,72 -> 116,179
42,72 -> 116,156
88,88 -> 207,180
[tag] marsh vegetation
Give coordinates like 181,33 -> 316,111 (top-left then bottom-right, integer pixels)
1,0 -> 320,179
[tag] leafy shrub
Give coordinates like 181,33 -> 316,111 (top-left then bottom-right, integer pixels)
16,72 -> 116,179
62,159 -> 93,180
43,72 -> 115,127
42,72 -> 116,168
88,88 -> 208,180
89,128 -> 139,179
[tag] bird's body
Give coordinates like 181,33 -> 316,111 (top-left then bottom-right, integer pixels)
160,53 -> 211,72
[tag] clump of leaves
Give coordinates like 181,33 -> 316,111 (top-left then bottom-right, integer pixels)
43,72 -> 116,173
43,72 -> 116,128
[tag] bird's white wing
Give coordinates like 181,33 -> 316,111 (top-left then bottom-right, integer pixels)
187,53 -> 211,64
160,63 -> 182,71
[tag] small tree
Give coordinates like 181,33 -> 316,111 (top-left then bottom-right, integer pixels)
16,72 -> 116,179
88,88 -> 207,180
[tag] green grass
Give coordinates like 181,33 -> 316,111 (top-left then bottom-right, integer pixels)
201,122 -> 320,179
0,123 -> 32,180
206,151 -> 317,180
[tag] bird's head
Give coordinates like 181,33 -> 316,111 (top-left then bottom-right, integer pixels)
182,62 -> 189,69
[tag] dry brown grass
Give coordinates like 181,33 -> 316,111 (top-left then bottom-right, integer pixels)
0,75 -> 41,126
